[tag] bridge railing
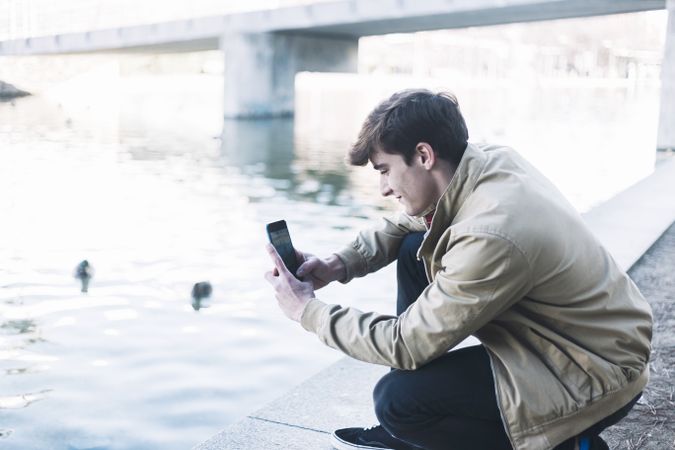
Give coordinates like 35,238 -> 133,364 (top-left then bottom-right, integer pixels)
0,0 -> 333,41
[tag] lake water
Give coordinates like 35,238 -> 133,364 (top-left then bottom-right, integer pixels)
0,72 -> 661,449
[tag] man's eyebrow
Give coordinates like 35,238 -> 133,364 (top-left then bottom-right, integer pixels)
372,163 -> 388,171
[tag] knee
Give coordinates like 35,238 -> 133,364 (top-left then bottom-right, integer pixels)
373,372 -> 407,432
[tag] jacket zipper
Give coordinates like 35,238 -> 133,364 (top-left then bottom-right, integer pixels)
417,229 -> 431,282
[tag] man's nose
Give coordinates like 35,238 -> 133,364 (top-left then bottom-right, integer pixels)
380,177 -> 393,197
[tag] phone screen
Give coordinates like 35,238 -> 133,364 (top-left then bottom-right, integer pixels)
267,221 -> 300,278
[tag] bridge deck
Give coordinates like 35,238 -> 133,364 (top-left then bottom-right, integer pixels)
0,0 -> 665,55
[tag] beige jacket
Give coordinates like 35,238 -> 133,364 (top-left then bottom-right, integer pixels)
300,143 -> 652,449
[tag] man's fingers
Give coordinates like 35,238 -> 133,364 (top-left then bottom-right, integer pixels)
266,244 -> 291,277
295,249 -> 306,264
297,256 -> 318,277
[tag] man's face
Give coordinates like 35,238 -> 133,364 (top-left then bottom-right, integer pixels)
370,149 -> 437,217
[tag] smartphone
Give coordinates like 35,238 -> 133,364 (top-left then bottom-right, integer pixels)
266,220 -> 301,279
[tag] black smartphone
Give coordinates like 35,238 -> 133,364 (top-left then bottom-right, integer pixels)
266,220 -> 301,279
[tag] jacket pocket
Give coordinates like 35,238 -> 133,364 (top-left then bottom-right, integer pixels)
527,328 -> 620,407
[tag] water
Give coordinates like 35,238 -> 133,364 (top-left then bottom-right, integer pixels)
0,72 -> 660,449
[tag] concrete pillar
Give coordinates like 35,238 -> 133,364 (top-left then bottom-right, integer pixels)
220,32 -> 358,119
658,0 -> 675,151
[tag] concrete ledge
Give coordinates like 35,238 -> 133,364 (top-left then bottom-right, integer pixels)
194,156 -> 675,450
195,418 -> 329,450
582,156 -> 675,271
194,358 -> 387,449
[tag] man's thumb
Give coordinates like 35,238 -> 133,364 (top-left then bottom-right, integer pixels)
297,257 -> 318,276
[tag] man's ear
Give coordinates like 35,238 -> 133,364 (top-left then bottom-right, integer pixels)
416,142 -> 436,169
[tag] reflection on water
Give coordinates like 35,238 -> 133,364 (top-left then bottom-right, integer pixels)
221,118 -> 357,208
1,320 -> 37,335
0,73 -> 661,449
0,390 -> 51,409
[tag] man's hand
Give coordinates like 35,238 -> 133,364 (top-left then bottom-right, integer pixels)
265,244 -> 316,322
296,251 -> 346,290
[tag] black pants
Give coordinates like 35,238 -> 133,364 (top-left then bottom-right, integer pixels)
374,232 -> 639,450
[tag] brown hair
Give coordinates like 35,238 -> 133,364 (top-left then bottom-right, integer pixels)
349,89 -> 468,167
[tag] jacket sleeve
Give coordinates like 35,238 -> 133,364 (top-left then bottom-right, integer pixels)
334,212 -> 426,283
301,231 -> 533,369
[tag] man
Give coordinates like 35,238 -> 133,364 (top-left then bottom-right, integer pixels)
264,89 -> 652,450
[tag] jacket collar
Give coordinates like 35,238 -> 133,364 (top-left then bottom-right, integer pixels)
417,143 -> 487,255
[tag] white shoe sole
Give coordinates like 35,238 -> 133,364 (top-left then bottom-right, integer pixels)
330,432 -> 394,450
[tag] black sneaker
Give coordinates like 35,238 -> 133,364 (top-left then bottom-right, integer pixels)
330,425 -> 418,450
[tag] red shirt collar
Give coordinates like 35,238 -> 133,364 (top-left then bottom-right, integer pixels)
424,211 -> 434,229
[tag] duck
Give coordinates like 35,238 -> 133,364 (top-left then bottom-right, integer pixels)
74,260 -> 94,293
191,281 -> 213,311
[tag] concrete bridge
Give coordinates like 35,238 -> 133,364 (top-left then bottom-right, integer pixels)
1,0 -> 673,148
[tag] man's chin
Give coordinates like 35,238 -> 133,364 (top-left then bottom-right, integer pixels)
404,207 -> 423,217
